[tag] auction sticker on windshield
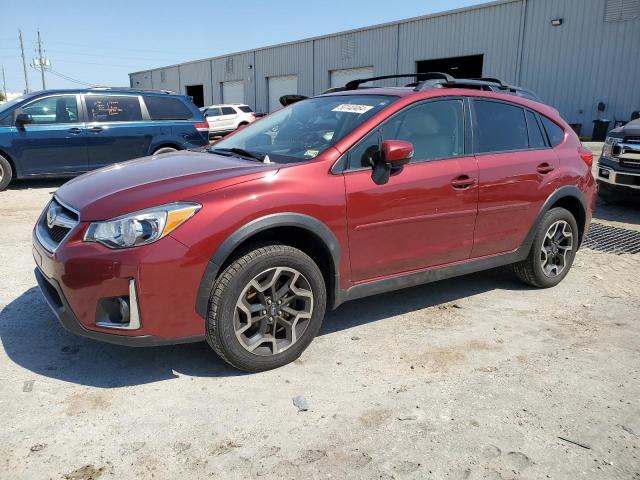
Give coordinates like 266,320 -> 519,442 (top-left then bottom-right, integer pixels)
332,104 -> 374,114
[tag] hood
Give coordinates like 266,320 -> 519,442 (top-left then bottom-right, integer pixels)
616,118 -> 640,137
57,150 -> 278,221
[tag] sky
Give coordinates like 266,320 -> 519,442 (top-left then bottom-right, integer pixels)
0,0 -> 485,96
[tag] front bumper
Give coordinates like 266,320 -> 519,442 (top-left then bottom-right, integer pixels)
32,224 -> 206,346
597,157 -> 640,192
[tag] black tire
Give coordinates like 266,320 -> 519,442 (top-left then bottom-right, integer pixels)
153,146 -> 178,155
513,207 -> 579,288
0,154 -> 12,191
206,244 -> 327,372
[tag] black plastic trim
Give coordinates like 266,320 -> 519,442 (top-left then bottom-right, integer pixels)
195,213 -> 342,317
34,268 -> 203,347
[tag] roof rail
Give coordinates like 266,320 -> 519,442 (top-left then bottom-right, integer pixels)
414,77 -> 509,92
344,72 -> 454,90
87,86 -> 176,94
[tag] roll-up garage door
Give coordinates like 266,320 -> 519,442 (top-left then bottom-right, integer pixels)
268,75 -> 298,112
221,80 -> 244,104
330,67 -> 374,89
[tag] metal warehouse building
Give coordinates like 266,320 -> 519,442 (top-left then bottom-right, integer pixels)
129,0 -> 640,137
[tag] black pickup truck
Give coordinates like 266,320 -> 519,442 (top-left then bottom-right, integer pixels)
597,118 -> 640,202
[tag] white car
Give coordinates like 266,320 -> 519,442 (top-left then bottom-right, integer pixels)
201,104 -> 256,137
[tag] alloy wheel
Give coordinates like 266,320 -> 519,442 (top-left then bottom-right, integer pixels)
540,220 -> 574,277
234,267 -> 313,356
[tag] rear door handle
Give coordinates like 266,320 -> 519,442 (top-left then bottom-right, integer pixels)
67,127 -> 82,134
451,175 -> 476,189
537,162 -> 555,174
88,125 -> 104,132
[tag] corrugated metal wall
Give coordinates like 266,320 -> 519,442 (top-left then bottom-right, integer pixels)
254,41 -> 313,113
129,0 -> 639,136
179,60 -> 213,106
519,0 -> 640,136
398,1 -> 523,84
313,25 -> 399,91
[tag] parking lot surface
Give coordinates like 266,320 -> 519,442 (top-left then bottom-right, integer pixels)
1,171 -> 639,479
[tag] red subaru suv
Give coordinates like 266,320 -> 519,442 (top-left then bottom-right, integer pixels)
32,74 -> 596,372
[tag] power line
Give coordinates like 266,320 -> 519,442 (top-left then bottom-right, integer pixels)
47,68 -> 96,87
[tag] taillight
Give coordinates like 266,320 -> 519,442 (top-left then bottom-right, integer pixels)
578,146 -> 593,167
194,122 -> 209,131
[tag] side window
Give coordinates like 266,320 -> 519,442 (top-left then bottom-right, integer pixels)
21,96 -> 78,124
526,110 -> 547,149
540,116 -> 565,147
348,130 -> 381,169
221,106 -> 236,115
474,100 -> 528,153
144,96 -> 193,120
347,99 -> 465,169
383,100 -> 465,163
85,95 -> 142,122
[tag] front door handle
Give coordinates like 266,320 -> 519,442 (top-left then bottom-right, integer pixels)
537,162 -> 555,174
67,127 -> 82,134
88,125 -> 104,132
451,175 -> 476,189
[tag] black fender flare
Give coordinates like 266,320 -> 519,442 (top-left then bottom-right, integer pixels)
521,185 -> 587,252
195,213 -> 342,318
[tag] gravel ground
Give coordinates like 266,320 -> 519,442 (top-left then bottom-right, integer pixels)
1,152 -> 639,479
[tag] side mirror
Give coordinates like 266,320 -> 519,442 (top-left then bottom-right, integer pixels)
15,113 -> 33,125
371,139 -> 413,185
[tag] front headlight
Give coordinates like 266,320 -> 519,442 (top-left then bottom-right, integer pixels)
84,202 -> 201,249
602,136 -> 622,159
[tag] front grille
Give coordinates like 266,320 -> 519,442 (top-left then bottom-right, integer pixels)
625,136 -> 640,145
48,224 -> 71,242
620,158 -> 640,169
36,198 -> 79,251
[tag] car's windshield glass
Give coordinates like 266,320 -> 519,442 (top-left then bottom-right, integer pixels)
0,95 -> 32,114
210,94 -> 397,163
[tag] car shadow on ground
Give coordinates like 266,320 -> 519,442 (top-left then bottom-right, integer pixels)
593,197 -> 640,225
0,268 -> 528,388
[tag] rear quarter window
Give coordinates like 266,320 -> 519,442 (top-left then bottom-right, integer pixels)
540,116 -> 565,147
144,96 -> 193,120
238,106 -> 253,113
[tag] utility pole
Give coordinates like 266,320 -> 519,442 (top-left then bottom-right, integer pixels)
36,30 -> 46,90
1,66 -> 7,101
18,30 -> 30,93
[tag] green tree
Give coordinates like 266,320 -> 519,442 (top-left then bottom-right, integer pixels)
0,92 -> 5,102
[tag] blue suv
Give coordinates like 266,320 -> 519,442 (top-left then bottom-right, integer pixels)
0,88 -> 209,191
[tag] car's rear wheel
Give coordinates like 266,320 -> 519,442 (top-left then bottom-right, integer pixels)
153,146 -> 178,155
0,155 -> 12,191
513,207 -> 578,288
206,244 -> 327,372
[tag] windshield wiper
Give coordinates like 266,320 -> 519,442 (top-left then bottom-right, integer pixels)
209,147 -> 266,162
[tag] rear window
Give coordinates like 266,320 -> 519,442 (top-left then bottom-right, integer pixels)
540,116 -> 565,147
144,96 -> 193,120
474,100 -> 528,153
238,106 -> 253,113
85,95 -> 142,122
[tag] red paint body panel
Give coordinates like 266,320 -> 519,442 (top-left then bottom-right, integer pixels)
345,156 -> 478,281
31,86 -> 596,343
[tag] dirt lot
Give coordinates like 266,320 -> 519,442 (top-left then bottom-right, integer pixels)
1,155 -> 639,479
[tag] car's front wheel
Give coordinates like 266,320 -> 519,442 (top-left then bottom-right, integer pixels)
513,207 -> 579,288
206,244 -> 327,372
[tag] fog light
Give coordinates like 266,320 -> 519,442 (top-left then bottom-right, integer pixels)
600,169 -> 610,178
95,279 -> 141,330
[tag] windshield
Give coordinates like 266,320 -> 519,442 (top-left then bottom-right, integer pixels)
0,95 -> 30,114
210,94 -> 397,163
